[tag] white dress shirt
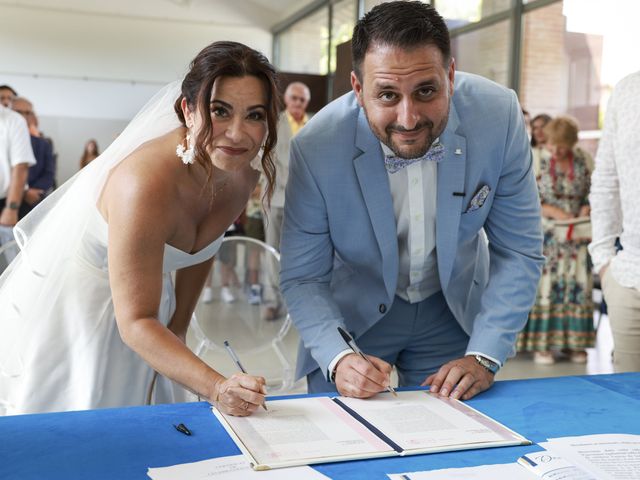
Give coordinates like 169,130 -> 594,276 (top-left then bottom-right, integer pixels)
383,142 -> 441,302
0,105 -> 36,199
589,71 -> 640,290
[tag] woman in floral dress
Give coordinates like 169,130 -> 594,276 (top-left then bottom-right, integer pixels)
518,116 -> 595,364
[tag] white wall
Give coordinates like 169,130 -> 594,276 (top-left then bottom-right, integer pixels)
1,3 -> 272,183
37,115 -> 130,185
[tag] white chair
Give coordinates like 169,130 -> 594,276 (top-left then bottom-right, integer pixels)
188,236 -> 299,395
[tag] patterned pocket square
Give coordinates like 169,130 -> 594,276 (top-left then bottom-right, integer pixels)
466,185 -> 491,213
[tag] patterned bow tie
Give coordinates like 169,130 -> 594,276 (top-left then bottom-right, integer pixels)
384,142 -> 445,174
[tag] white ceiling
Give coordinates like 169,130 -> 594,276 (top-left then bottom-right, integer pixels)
1,0 -> 317,29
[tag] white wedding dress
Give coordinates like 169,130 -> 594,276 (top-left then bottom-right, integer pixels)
0,205 -> 222,415
0,81 -> 226,416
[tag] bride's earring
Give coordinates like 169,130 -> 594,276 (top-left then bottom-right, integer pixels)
250,145 -> 265,172
176,128 -> 195,165
250,134 -> 267,172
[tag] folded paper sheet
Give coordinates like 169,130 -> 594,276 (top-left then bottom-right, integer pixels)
147,455 -> 330,480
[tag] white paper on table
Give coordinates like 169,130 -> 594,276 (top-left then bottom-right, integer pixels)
387,462 -> 539,479
339,391 -> 511,450
147,455 -> 331,480
541,433 -> 640,480
518,450 -> 597,479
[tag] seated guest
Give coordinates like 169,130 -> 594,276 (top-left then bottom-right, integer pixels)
518,116 -> 595,364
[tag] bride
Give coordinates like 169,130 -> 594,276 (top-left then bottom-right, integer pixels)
0,41 -> 280,416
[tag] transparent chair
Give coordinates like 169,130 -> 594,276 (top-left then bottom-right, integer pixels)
188,236 -> 300,395
0,226 -> 18,275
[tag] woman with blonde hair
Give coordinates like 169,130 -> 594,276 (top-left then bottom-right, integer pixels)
518,116 -> 595,364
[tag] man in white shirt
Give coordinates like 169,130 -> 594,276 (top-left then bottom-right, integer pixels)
589,71 -> 640,372
0,87 -> 36,226
280,2 -> 542,399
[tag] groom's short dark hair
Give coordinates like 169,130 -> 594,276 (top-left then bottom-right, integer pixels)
351,1 -> 451,80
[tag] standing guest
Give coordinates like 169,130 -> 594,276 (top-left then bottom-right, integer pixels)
265,81 -> 310,251
0,89 -> 35,227
589,71 -> 640,372
0,85 -> 17,108
280,1 -> 543,399
530,113 -> 551,178
518,116 -> 594,364
0,41 -> 279,416
80,139 -> 100,169
11,97 -> 56,218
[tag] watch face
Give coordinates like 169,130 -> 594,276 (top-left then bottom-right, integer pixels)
475,355 -> 498,373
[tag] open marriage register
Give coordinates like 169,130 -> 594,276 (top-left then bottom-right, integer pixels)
211,390 -> 530,470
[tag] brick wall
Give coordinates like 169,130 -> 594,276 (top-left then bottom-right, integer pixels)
521,2 -> 568,118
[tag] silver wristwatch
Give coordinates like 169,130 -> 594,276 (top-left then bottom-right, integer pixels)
473,354 -> 500,374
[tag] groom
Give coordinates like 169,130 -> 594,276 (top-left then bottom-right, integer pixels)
280,1 -> 543,400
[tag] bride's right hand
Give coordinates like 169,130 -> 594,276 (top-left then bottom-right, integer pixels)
212,373 -> 267,416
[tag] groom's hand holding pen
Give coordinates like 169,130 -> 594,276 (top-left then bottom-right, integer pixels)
335,327 -> 397,399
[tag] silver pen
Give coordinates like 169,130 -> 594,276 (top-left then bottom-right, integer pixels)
337,327 -> 398,397
223,340 -> 268,411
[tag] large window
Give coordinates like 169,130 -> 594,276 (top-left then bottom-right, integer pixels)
277,6 -> 329,74
521,0 -> 640,134
437,0 -> 511,28
453,19 -> 511,87
273,0 -> 639,135
330,0 -> 357,73
364,0 -> 386,13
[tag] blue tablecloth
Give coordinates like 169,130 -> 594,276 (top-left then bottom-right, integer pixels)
1,373 -> 639,479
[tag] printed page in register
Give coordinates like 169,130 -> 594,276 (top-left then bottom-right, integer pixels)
219,396 -> 394,466
338,390 -> 525,451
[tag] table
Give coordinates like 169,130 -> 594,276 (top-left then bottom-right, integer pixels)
1,373 -> 639,479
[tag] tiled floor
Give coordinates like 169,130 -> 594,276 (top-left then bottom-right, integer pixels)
189,273 -> 614,395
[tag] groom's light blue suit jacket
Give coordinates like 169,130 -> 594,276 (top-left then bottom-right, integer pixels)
280,72 -> 544,381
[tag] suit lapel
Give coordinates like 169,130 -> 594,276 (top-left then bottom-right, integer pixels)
353,107 -> 398,297
437,103 -> 467,290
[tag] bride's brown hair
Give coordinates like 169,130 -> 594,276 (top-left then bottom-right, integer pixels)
174,41 -> 280,204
